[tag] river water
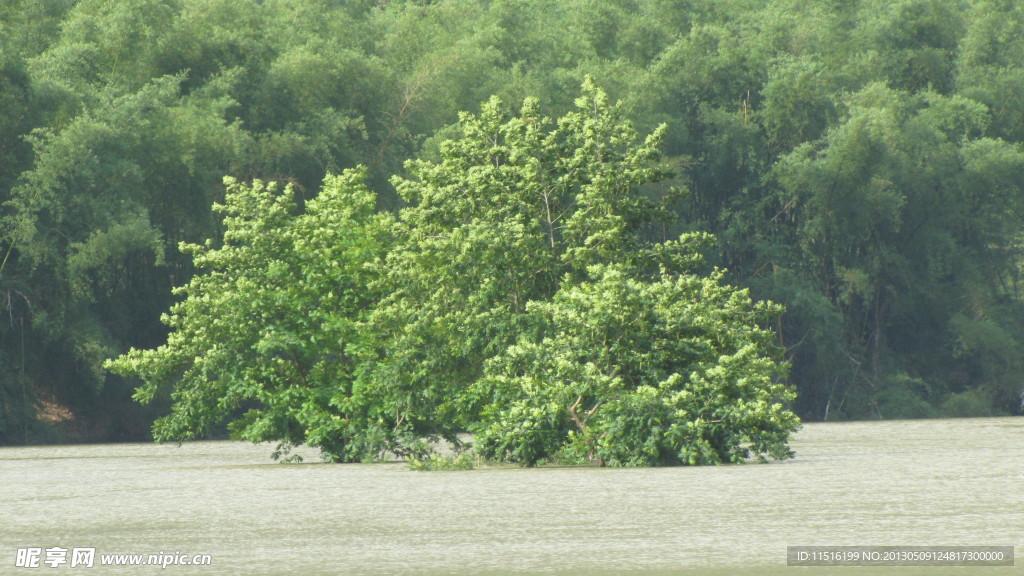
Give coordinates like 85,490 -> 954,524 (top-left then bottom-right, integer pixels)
2,418 -> 1021,575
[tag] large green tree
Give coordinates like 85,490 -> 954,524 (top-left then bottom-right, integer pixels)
109,82 -> 799,465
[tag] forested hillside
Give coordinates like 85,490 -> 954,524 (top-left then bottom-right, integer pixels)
2,0 -> 1023,445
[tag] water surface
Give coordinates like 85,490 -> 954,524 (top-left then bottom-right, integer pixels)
3,418 -> 1021,575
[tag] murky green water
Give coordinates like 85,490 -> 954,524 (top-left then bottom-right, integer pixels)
2,418 -> 1021,575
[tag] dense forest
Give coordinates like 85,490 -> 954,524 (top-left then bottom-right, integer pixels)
2,0 -> 1023,446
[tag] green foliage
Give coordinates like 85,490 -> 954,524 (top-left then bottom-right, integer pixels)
764,80 -> 1024,418
373,82 -> 796,466
942,389 -> 1002,418
474,263 -> 796,466
871,373 -> 938,420
406,452 -> 476,471
106,169 -> 392,461
369,79 -> 673,439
